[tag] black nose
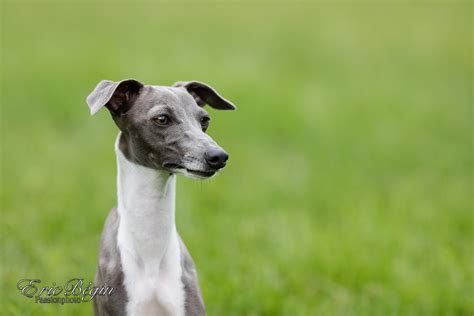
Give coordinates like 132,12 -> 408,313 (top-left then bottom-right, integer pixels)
204,148 -> 229,169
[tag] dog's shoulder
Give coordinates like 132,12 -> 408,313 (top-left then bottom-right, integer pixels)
94,207 -> 127,316
178,234 -> 206,316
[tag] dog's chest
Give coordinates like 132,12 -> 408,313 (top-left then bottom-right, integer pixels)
115,150 -> 186,315
119,232 -> 185,316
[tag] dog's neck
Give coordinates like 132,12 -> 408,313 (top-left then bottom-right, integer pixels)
115,134 -> 177,266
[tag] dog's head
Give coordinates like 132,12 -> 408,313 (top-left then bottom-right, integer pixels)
86,79 -> 235,179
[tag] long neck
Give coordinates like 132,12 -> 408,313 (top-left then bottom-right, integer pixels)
115,135 -> 177,266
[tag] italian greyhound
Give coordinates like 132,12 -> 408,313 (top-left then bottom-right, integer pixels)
86,79 -> 235,316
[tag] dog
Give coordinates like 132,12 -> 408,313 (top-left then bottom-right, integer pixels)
86,79 -> 235,315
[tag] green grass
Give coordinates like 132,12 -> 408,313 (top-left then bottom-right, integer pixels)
1,1 -> 472,315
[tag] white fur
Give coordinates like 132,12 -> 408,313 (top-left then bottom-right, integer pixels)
115,134 -> 185,316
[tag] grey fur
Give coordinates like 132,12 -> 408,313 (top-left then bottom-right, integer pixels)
93,208 -> 127,316
178,236 -> 206,315
87,79 -> 234,172
94,208 -> 205,316
88,79 -> 235,316
173,81 -> 236,110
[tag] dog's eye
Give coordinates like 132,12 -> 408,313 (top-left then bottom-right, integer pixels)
153,115 -> 170,126
200,116 -> 210,132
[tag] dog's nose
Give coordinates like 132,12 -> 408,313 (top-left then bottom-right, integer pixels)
204,148 -> 229,169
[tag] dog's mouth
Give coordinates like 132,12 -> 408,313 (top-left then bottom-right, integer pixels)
186,169 -> 216,178
162,163 -> 216,178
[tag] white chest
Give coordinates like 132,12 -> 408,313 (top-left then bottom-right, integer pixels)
115,137 -> 185,316
118,230 -> 185,316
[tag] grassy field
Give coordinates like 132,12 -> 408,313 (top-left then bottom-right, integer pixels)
1,1 -> 472,315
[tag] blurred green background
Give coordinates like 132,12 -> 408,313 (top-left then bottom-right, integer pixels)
1,1 -> 472,315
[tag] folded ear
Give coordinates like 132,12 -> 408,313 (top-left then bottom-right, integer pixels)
86,79 -> 143,115
174,81 -> 236,110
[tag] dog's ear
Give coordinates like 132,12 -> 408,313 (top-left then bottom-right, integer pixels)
86,79 -> 144,115
174,81 -> 236,110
